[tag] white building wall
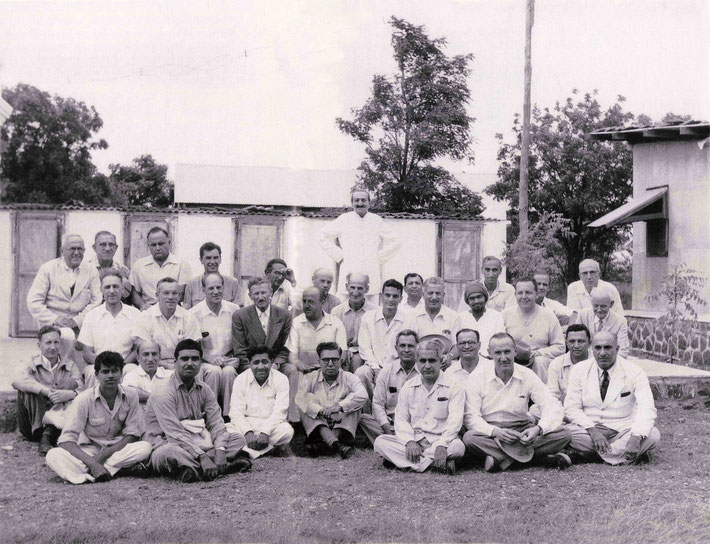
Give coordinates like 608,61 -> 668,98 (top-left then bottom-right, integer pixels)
0,211 -> 12,337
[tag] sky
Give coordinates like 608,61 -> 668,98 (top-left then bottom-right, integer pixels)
0,0 -> 708,179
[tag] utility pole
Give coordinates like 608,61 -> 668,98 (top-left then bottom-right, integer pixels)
519,0 -> 534,239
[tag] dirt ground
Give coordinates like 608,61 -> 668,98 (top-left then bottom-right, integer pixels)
1,397 -> 709,544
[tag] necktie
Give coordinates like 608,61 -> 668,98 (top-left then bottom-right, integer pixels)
259,311 -> 268,333
600,370 -> 610,401
595,319 -> 603,333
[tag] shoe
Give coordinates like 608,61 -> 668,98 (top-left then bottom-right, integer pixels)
484,455 -> 497,473
273,444 -> 294,458
222,415 -> 231,423
635,451 -> 652,464
178,467 -> 201,483
337,443 -> 353,459
118,462 -> 151,478
499,458 -> 513,472
94,472 -> 112,483
382,459 -> 396,470
446,459 -> 456,475
306,442 -> 321,458
38,425 -> 59,457
551,452 -> 572,470
227,457 -> 252,474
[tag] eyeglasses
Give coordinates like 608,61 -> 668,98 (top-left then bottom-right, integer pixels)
458,341 -> 478,346
321,358 -> 340,365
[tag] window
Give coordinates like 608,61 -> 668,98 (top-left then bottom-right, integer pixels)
646,218 -> 668,258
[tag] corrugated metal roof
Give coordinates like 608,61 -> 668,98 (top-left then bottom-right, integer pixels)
0,202 -> 495,222
590,120 -> 710,143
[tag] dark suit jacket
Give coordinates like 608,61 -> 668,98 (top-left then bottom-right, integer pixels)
232,304 -> 292,370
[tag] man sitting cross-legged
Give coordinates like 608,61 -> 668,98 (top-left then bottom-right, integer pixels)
564,331 -> 660,465
373,338 -> 465,474
12,325 -> 82,456
462,333 -> 572,472
122,338 -> 173,414
45,351 -> 152,484
146,339 -> 251,482
295,342 -> 368,459
226,345 -> 294,458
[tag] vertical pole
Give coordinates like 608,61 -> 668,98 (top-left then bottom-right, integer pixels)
519,0 -> 534,239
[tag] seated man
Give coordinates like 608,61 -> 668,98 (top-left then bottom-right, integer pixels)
533,270 -> 576,327
445,328 -> 492,381
566,258 -> 623,315
183,242 -> 241,309
463,333 -> 572,472
12,325 -> 82,455
226,345 -> 294,458
564,331 -> 660,465
547,324 -> 592,405
455,282 -> 505,358
245,258 -> 299,311
189,272 -> 240,412
283,287 -> 347,421
122,339 -> 173,413
79,269 -> 141,386
356,279 -> 408,397
45,351 -> 152,484
359,329 -> 420,444
458,256 -> 516,313
146,340 -> 250,482
295,342 -> 368,459
331,272 -> 377,372
88,231 -> 133,303
373,338 -> 465,474
400,273 -> 424,317
293,268 -> 341,315
576,286 -> 630,358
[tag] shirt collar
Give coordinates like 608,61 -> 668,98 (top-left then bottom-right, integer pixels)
171,371 -> 203,391
59,259 -> 81,273
92,384 -> 127,401
256,305 -> 271,320
149,253 -> 179,267
37,354 -> 67,371
246,368 -> 274,387
409,371 -> 448,391
317,369 -> 343,385
487,363 -> 524,384
394,359 -> 418,375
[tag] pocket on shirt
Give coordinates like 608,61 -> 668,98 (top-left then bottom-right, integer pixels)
434,398 -> 449,419
89,416 -> 106,427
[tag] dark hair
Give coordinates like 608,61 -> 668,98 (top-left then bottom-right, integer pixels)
264,258 -> 287,273
403,273 -> 423,286
489,332 -> 516,347
37,325 -> 61,341
201,272 -> 224,288
514,277 -> 539,292
565,323 -> 591,341
316,342 -> 342,358
94,230 -> 116,243
381,278 -> 403,294
247,345 -> 271,360
147,226 -> 169,239
95,351 -> 125,373
199,242 -> 222,259
174,339 -> 203,359
395,329 -> 419,345
456,328 -> 480,343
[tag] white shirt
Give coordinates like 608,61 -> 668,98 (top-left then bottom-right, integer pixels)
406,305 -> 461,343
566,279 -> 624,315
189,300 -> 239,362
317,211 -> 400,294
455,308 -> 505,357
358,308 -> 408,369
400,297 -> 425,319
540,297 -> 575,320
394,373 -> 464,449
371,360 -> 419,426
78,303 -> 142,358
129,253 -> 192,306
444,358 -> 493,382
132,304 -> 202,361
122,366 -> 173,395
227,368 -> 289,435
546,351 -> 590,404
464,363 -> 563,436
286,313 -> 348,370
457,280 -> 516,313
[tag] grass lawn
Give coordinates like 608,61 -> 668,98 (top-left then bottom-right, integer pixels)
1,397 -> 709,544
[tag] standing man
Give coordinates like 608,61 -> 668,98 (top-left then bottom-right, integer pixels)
445,329 -> 492,381
229,276 -> 292,416
576,286 -> 630,358
462,333 -> 572,472
183,242 -> 241,309
546,324 -> 592,405
401,273 -> 424,317
122,339 -> 173,413
79,270 -> 142,384
459,256 -> 516,313
566,259 -> 623,315
374,338 -> 465,474
27,234 -> 102,362
533,270 -> 576,326
45,351 -> 152,484
189,273 -> 240,410
317,186 -> 400,301
356,279 -> 408,397
564,331 -> 660,465
146,340 -> 250,482
130,227 -> 192,309
296,342 -> 368,459
331,273 -> 377,371
12,325 -> 82,455
359,330 -> 419,444
407,277 -> 460,347
227,346 -> 294,458
282,287 -> 347,421
456,282 -> 505,357
89,231 -> 132,302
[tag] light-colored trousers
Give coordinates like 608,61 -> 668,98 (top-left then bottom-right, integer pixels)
220,366 -> 240,416
374,434 -> 465,472
226,419 -> 294,458
567,424 -> 660,465
354,365 -> 380,400
150,432 -> 246,475
359,413 -> 388,445
463,424 -> 571,465
45,441 -> 152,485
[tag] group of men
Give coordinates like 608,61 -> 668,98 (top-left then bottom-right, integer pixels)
13,186 -> 658,484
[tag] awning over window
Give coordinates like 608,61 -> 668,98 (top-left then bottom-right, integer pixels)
588,187 -> 667,228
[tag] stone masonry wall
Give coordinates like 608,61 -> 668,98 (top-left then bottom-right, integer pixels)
628,315 -> 710,368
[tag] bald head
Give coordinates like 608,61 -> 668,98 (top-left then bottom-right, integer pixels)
591,331 -> 618,370
302,286 -> 323,320
346,272 -> 369,305
579,259 -> 601,291
591,286 -> 614,319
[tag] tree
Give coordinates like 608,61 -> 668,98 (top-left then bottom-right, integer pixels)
0,83 -> 111,204
108,155 -> 173,207
487,90 -> 637,282
336,17 -> 483,216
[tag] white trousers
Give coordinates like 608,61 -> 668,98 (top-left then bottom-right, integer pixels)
374,434 -> 465,472
45,441 -> 152,485
226,419 -> 294,458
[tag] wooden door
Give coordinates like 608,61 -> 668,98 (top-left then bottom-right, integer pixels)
234,217 -> 283,296
438,222 -> 483,309
13,212 -> 64,337
124,214 -> 175,267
